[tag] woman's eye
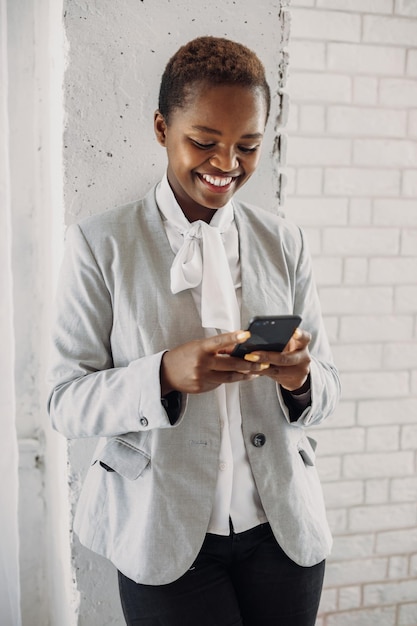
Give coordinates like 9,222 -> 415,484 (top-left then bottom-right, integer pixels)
192,140 -> 215,149
239,145 -> 259,154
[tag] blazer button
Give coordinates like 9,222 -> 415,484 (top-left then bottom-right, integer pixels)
140,417 -> 149,427
252,433 -> 266,447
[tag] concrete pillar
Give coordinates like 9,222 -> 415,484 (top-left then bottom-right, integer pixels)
63,2 -> 288,623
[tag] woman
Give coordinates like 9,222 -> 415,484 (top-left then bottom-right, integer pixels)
48,36 -> 340,626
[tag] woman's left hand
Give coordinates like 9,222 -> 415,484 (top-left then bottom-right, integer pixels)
243,328 -> 312,392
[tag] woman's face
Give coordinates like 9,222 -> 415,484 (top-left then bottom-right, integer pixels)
154,82 -> 267,223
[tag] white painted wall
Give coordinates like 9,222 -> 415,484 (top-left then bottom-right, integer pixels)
284,2 -> 417,625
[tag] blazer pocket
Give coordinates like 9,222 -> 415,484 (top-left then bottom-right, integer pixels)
95,438 -> 150,480
297,435 -> 317,467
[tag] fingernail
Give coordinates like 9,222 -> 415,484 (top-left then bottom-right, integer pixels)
259,363 -> 270,370
293,327 -> 302,338
244,353 -> 260,362
236,331 -> 251,341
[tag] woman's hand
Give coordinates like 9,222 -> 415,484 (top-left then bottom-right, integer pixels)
243,328 -> 312,392
160,331 -> 270,395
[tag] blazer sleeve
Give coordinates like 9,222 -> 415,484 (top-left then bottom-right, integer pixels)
277,226 -> 341,427
47,223 -> 185,439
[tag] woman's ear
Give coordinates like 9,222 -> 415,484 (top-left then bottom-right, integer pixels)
154,111 -> 168,146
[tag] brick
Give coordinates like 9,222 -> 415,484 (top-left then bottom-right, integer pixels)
353,76 -> 378,105
338,586 -> 362,611
366,426 -> 400,452
391,476 -> 417,502
286,103 -> 299,132
317,455 -> 342,481
406,50 -> 417,76
349,198 -> 372,225
324,168 -> 401,197
291,8 -> 361,42
312,257 -> 343,285
401,425 -> 417,450
284,197 -> 348,225
358,398 -> 417,425
380,79 -> 417,107
282,167 -> 296,195
376,527 -> 417,555
330,534 -> 375,561
410,110 -> 417,136
395,0 -> 417,17
340,316 -> 412,342
341,371 -> 409,399
319,587 -> 338,613
344,258 -> 369,284
410,554 -> 417,577
315,427 -> 366,455
323,315 -> 339,342
299,105 -> 326,132
369,258 -> 417,285
314,400 -> 356,429
353,139 -> 417,167
328,106 -> 407,137
296,167 -> 323,195
412,371 -> 417,394
383,342 -> 417,369
398,602 -> 417,626
287,137 -> 351,165
289,41 -> 326,70
319,286 -> 393,313
365,478 -> 390,504
299,227 -> 321,254
374,199 -> 417,226
343,451 -> 414,478
288,72 -> 351,103
395,286 -> 417,312
332,343 -> 383,371
323,480 -> 364,508
323,228 -> 399,255
364,579 -> 417,607
325,558 -> 388,586
403,169 -> 417,196
402,230 -> 417,256
349,503 -> 416,532
364,15 -> 417,47
327,508 -> 348,533
388,555 -> 409,579
326,606 -> 396,626
328,43 -> 405,75
318,0 -> 393,12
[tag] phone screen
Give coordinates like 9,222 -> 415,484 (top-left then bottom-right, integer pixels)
231,315 -> 302,358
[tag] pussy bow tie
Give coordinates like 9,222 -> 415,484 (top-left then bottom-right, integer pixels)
166,213 -> 239,332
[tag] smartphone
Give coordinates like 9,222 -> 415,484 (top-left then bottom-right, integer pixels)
231,315 -> 302,358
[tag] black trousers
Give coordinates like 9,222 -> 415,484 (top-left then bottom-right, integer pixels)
118,522 -> 325,626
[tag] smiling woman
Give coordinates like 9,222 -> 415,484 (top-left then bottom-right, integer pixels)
48,35 -> 340,626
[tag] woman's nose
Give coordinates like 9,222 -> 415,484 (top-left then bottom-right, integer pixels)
209,148 -> 239,172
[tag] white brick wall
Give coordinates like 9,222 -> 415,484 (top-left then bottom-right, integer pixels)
285,2 -> 417,624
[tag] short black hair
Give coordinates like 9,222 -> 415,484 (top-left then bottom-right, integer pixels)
158,36 -> 271,124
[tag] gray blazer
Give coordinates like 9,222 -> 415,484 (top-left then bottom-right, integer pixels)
48,186 -> 340,585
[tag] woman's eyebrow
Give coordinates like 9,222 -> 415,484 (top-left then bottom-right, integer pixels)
191,125 -> 263,140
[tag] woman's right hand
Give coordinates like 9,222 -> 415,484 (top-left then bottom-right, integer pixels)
160,331 -> 270,395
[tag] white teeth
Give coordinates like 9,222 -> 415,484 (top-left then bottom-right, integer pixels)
202,174 -> 233,187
